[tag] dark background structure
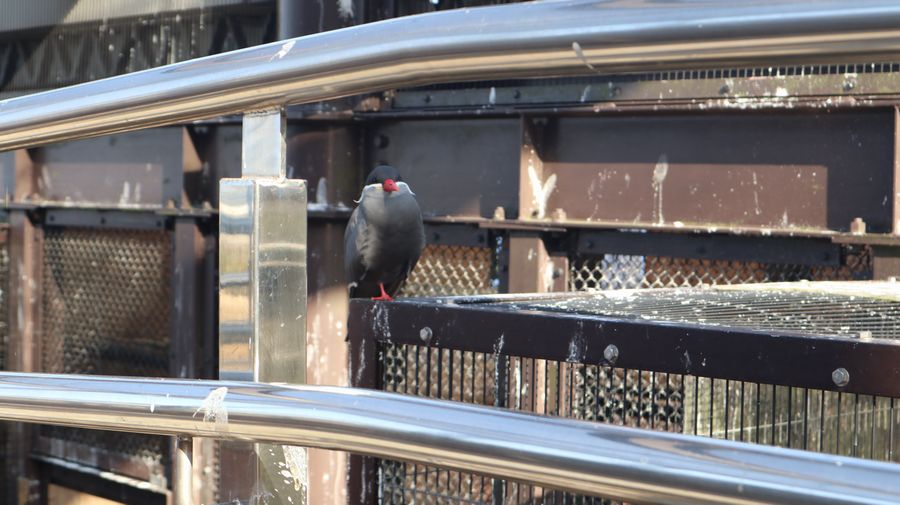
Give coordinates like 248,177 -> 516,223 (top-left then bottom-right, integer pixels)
0,0 -> 898,504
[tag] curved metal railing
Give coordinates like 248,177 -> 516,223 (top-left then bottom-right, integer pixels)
2,1 -> 900,150
2,2 -> 900,504
0,372 -> 897,505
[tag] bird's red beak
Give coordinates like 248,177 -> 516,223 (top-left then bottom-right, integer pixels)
382,179 -> 399,192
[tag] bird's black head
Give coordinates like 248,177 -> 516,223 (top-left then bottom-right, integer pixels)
366,165 -> 402,193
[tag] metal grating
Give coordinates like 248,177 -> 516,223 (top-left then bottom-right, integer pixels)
569,248 -> 872,291
522,286 -> 900,339
397,245 -> 497,298
379,343 -> 900,505
39,227 -> 172,481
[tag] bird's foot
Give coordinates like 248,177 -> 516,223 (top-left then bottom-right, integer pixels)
371,283 -> 394,301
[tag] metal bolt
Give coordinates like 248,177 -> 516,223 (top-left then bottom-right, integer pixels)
603,344 -> 619,364
419,327 -> 433,343
719,84 -> 730,95
832,367 -> 850,387
843,79 -> 855,92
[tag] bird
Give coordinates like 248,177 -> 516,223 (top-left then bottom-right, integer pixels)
344,165 -> 425,301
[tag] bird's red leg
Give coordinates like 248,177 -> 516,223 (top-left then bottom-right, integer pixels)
371,283 -> 394,301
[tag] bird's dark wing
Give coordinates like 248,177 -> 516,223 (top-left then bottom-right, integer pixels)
343,205 -> 369,297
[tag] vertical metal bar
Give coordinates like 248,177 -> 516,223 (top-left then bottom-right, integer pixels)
218,108 -> 308,504
739,382 -> 746,442
174,437 -> 194,505
493,353 -> 509,505
803,388 -> 809,450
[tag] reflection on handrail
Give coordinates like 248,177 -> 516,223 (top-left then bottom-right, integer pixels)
0,372 -> 896,505
3,1 -> 900,150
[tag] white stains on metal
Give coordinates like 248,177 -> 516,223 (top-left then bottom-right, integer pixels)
316,177 -> 328,205
571,41 -> 597,72
493,333 -> 505,357
193,386 -> 228,429
282,445 -> 309,492
580,85 -> 591,103
337,0 -> 354,19
542,260 -> 555,292
373,303 -> 391,342
528,161 -> 556,220
354,337 -> 366,385
652,154 -> 668,224
271,40 -> 296,61
488,86 -> 497,105
752,172 -> 761,215
566,321 -> 585,363
119,182 -> 131,204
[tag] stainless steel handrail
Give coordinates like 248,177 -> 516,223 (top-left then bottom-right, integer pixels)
3,1 -> 900,150
0,372 -> 896,505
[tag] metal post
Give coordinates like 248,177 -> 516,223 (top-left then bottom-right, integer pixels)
173,437 -> 193,505
219,108 -> 308,504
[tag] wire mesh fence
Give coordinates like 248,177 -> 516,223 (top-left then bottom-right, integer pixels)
38,227 -> 172,481
397,244 -> 498,298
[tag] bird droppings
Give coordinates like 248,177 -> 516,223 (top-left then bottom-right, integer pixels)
652,154 -> 668,224
337,0 -> 354,19
528,162 -> 556,219
488,87 -> 497,105
493,334 -> 505,357
194,387 -> 228,429
571,41 -> 597,72
316,177 -> 329,205
580,85 -> 591,103
282,445 -> 308,492
270,40 -> 295,61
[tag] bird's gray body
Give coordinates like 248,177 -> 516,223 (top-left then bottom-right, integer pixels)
344,182 -> 425,298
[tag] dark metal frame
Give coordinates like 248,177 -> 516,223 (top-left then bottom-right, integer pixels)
348,293 -> 900,503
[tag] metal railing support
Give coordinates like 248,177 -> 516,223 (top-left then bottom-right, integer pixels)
219,108 -> 308,504
173,437 -> 193,505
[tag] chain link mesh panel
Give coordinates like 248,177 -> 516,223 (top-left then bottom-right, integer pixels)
570,247 -> 872,291
397,245 -> 498,298
39,227 -> 172,481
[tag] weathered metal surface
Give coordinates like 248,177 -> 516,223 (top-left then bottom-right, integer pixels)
218,109 -> 307,504
351,288 -> 900,397
372,119 -> 520,219
540,112 -> 894,233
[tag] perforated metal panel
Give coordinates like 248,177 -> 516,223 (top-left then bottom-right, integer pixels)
39,227 -> 172,482
397,245 -> 497,297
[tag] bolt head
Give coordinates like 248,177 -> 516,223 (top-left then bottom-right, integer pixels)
419,327 -> 433,343
832,367 -> 850,387
603,344 -> 619,364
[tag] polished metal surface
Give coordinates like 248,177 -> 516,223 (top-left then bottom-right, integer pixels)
219,108 -> 307,503
241,109 -> 287,178
173,437 -> 193,505
4,1 -> 900,150
0,373 -> 895,505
